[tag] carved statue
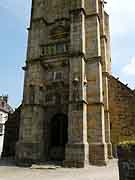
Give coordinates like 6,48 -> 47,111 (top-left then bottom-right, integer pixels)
72,76 -> 80,102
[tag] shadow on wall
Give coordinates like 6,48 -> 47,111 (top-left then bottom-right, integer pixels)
2,106 -> 21,159
0,158 -> 16,167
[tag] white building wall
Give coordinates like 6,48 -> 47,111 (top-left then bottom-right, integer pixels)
0,111 -> 8,157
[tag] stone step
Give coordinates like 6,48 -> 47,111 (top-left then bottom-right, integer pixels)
31,163 -> 61,170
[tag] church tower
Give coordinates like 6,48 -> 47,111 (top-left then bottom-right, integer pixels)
16,0 -> 112,167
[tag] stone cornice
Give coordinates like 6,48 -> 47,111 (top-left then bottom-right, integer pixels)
88,102 -> 104,106
69,52 -> 87,62
87,56 -> 102,64
102,71 -> 110,78
70,8 -> 86,17
86,12 -> 100,22
26,54 -> 69,65
69,99 -> 88,105
28,17 -> 70,30
21,103 -> 45,109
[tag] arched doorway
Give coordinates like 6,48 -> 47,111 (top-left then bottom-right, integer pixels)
50,114 -> 68,161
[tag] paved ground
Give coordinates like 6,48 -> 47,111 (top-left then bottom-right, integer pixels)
0,159 -> 119,180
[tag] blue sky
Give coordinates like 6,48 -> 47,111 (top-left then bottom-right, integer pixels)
0,0 -> 135,108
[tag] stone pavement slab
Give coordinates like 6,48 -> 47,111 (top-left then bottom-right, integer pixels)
0,159 -> 119,180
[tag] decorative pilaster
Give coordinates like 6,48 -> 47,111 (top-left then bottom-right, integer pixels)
99,0 -> 112,159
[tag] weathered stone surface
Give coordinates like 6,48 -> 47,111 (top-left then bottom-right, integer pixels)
108,76 -> 135,156
16,0 -> 113,167
0,159 -> 119,180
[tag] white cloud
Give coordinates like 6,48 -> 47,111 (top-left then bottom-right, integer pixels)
121,57 -> 135,76
105,1 -> 135,89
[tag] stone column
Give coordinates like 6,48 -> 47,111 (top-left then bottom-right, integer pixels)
64,0 -> 89,168
99,0 -> 112,159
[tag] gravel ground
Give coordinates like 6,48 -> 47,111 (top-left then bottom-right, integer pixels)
0,159 -> 119,180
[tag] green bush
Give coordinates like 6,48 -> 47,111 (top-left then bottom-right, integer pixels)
119,140 -> 135,145
118,140 -> 135,150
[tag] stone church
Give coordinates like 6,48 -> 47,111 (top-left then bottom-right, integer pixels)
15,0 -> 135,167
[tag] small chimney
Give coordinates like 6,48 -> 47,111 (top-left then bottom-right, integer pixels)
3,95 -> 8,103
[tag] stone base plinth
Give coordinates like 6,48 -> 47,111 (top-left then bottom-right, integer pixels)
64,143 -> 89,168
107,142 -> 113,159
15,141 -> 44,166
89,143 -> 108,166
